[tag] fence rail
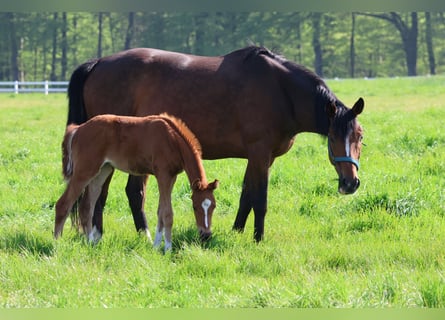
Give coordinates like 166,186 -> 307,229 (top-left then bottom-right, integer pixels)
0,81 -> 68,94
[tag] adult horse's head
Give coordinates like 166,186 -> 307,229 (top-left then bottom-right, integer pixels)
191,179 -> 219,241
326,98 -> 364,194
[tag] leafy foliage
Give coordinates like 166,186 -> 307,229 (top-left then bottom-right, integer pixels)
1,12 -> 445,81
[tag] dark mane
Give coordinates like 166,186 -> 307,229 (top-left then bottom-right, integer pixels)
242,45 -> 287,64
242,45 -> 349,137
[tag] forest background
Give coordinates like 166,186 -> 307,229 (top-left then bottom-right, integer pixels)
1,12 -> 444,82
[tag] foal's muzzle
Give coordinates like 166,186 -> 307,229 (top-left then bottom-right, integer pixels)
339,177 -> 360,195
200,230 -> 212,242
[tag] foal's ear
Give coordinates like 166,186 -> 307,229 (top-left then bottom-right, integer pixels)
326,102 -> 337,118
208,179 -> 219,190
191,179 -> 202,191
352,97 -> 364,116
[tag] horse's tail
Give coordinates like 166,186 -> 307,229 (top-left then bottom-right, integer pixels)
61,124 -> 79,181
67,59 -> 99,125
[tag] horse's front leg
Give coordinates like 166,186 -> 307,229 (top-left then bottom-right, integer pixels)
126,175 -> 150,239
233,149 -> 272,242
153,174 -> 176,252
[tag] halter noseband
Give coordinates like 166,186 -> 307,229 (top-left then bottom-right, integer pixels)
328,136 -> 360,171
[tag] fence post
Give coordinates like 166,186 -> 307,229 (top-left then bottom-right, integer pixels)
44,80 -> 49,95
14,81 -> 19,94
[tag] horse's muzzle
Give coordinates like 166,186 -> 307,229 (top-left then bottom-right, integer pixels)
338,177 -> 360,195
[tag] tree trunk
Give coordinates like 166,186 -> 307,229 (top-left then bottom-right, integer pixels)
349,13 -> 356,78
124,12 -> 135,50
425,12 -> 436,75
7,13 -> 20,81
50,12 -> 58,81
358,12 -> 418,76
97,12 -> 103,57
61,12 -> 67,80
194,13 -> 208,55
403,12 -> 418,76
311,13 -> 323,77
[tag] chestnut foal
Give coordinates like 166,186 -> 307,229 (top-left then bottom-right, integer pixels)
54,113 -> 218,251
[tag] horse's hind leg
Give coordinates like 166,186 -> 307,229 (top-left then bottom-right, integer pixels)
126,175 -> 150,238
91,169 -> 114,236
79,165 -> 114,243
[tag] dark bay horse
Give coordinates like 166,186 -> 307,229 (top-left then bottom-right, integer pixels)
67,45 -> 365,242
54,113 -> 219,251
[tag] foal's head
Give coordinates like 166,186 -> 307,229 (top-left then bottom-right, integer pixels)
191,179 -> 219,241
326,98 -> 364,194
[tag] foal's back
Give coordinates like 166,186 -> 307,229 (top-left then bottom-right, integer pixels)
72,114 -> 183,176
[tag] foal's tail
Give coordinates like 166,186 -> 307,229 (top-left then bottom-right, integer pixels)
67,59 -> 99,125
61,124 -> 79,181
61,124 -> 83,229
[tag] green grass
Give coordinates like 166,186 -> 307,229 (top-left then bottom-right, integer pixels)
0,76 -> 444,307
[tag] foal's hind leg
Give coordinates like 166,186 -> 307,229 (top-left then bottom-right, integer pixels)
55,177 -> 90,238
79,165 -> 114,243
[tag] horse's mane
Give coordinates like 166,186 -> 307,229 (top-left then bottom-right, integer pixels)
158,113 -> 202,158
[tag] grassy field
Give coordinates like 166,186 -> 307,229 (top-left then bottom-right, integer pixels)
0,76 -> 444,307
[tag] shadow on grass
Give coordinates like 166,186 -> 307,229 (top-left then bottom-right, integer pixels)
171,226 -> 229,252
0,230 -> 54,257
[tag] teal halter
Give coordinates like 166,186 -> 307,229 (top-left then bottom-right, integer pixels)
328,136 -> 360,171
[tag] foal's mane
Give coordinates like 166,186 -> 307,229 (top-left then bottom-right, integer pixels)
158,113 -> 202,158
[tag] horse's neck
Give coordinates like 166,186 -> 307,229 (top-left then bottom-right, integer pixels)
175,134 -> 208,187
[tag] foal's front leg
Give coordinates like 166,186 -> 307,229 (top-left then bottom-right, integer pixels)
153,174 -> 176,251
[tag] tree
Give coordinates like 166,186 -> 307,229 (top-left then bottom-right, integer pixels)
50,12 -> 58,81
97,12 -> 104,57
349,13 -> 356,78
425,12 -> 436,75
359,12 -> 419,76
124,12 -> 135,50
7,13 -> 20,81
311,12 -> 323,77
61,12 -> 68,80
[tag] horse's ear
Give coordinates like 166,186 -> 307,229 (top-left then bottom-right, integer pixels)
191,179 -> 202,191
352,97 -> 364,116
326,102 -> 337,118
208,179 -> 219,190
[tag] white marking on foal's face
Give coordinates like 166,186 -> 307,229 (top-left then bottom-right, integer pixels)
201,198 -> 212,228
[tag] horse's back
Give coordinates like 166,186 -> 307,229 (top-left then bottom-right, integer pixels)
81,47 -> 297,159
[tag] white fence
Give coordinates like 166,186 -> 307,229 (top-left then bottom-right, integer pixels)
0,81 -> 68,94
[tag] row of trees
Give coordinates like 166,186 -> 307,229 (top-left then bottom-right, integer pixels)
1,12 -> 444,81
